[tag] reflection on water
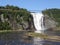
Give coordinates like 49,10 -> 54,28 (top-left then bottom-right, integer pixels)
0,31 -> 33,45
0,31 -> 60,45
33,37 -> 44,45
33,37 -> 60,45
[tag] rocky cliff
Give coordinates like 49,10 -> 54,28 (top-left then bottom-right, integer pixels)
0,5 -> 35,30
44,15 -> 57,30
42,8 -> 60,30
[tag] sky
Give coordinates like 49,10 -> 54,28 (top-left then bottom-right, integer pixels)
0,0 -> 60,12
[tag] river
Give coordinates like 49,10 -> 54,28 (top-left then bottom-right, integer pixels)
0,31 -> 60,45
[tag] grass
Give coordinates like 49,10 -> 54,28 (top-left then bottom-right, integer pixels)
0,29 -> 26,33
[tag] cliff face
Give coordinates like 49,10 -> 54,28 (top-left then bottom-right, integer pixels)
44,15 -> 57,30
0,14 -> 34,30
42,8 -> 60,30
42,8 -> 60,27
0,5 -> 35,30
0,13 -> 35,30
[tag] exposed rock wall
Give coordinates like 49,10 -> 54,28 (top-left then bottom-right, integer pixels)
44,15 -> 57,30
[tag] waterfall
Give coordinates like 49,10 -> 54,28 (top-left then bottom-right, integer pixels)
31,12 -> 45,33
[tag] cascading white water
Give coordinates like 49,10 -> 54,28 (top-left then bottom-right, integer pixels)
31,12 -> 45,33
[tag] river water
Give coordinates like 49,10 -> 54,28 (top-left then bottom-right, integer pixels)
0,31 -> 60,45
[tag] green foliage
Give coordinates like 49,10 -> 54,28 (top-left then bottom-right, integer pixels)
0,21 -> 11,30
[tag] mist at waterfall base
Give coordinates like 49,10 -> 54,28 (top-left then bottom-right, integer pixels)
31,13 -> 45,33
